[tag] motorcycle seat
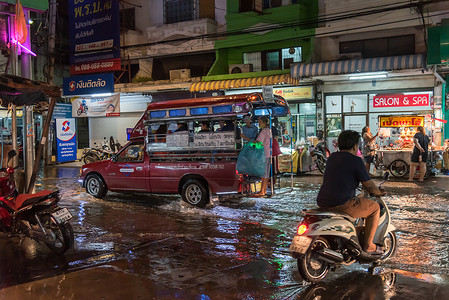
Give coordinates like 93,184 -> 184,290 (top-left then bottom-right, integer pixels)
14,190 -> 55,210
303,209 -> 357,222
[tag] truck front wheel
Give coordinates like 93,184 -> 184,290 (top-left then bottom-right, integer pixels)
85,174 -> 107,198
181,179 -> 209,208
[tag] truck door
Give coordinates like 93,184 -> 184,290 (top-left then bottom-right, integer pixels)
107,138 -> 149,191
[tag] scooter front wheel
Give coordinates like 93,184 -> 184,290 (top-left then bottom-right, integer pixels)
297,237 -> 331,283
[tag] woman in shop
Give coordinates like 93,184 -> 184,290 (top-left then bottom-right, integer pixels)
362,126 -> 378,175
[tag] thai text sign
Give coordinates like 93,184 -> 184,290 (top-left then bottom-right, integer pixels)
373,94 -> 430,107
68,0 -> 120,64
72,93 -> 120,117
56,118 -> 77,162
379,116 -> 424,128
166,133 -> 189,148
63,73 -> 114,96
194,132 -> 235,149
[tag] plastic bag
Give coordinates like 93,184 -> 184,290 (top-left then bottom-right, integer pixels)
236,142 -> 266,177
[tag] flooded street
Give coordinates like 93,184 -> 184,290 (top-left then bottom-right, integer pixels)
0,164 -> 448,299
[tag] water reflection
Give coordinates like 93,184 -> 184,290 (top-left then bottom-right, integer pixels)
293,271 -> 396,300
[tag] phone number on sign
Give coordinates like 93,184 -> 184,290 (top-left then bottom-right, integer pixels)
76,62 -> 115,71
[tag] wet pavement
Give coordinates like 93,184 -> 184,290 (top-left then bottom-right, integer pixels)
0,163 -> 448,299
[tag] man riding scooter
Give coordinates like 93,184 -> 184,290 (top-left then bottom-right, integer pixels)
317,130 -> 386,255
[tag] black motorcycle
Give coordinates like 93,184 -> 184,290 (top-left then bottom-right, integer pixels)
309,141 -> 329,174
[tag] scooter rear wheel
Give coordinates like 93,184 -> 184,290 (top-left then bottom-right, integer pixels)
379,231 -> 397,261
297,237 -> 331,283
42,215 -> 73,255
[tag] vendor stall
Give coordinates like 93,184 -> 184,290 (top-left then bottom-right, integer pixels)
374,114 -> 443,178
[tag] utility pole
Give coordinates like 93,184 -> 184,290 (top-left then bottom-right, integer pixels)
21,10 -> 34,192
27,0 -> 57,193
44,0 -> 57,166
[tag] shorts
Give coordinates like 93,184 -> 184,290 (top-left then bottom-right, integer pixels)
411,150 -> 428,163
364,155 -> 374,164
263,157 -> 271,179
327,197 -> 380,219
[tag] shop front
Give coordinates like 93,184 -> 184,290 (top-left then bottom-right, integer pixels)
324,90 -> 437,152
290,54 -> 444,152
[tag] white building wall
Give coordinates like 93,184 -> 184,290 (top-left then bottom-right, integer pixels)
89,113 -> 143,148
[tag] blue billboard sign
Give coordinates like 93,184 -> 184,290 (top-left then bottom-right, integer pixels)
68,0 -> 120,64
53,103 -> 73,120
63,73 -> 114,96
56,118 -> 77,162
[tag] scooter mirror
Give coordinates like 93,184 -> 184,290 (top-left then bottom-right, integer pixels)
383,172 -> 390,180
7,150 -> 17,160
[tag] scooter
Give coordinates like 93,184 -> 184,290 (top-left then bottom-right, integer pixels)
309,140 -> 329,174
290,173 -> 396,283
81,136 -> 121,164
0,150 -> 74,255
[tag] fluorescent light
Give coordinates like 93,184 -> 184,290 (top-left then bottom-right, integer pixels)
91,93 -> 113,97
349,72 -> 388,80
11,38 -> 36,56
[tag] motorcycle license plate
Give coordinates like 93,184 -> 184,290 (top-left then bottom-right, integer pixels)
289,236 -> 312,254
51,208 -> 73,224
250,181 -> 262,193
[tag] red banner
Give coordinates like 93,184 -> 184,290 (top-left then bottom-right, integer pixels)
373,94 -> 429,108
70,58 -> 121,75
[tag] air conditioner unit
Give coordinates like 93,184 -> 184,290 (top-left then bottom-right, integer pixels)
169,69 -> 191,80
229,64 -> 253,74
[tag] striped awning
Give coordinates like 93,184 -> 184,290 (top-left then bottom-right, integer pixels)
190,74 -> 299,92
291,54 -> 426,78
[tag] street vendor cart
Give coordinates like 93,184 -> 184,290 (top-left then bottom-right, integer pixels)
374,114 -> 443,178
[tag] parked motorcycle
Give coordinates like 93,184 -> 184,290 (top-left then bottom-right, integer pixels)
0,150 -> 74,255
309,140 -> 329,174
290,173 -> 396,283
81,136 -> 121,164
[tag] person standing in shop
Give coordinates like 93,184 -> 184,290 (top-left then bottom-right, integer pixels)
362,126 -> 378,175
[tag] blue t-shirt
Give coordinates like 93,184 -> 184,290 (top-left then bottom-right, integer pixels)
317,151 -> 370,207
241,124 -> 259,141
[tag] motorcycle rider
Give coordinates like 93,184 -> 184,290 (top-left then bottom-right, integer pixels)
316,130 -> 385,255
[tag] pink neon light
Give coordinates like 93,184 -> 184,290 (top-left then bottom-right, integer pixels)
11,38 -> 36,56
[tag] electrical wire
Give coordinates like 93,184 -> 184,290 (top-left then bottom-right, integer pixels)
120,0 -> 443,50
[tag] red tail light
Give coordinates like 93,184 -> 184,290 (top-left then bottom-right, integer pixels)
297,224 -> 308,235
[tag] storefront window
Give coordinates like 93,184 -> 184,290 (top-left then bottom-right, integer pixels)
343,94 -> 368,113
325,95 -> 341,114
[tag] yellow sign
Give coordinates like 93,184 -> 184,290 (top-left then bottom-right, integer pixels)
273,86 -> 313,100
379,116 -> 424,128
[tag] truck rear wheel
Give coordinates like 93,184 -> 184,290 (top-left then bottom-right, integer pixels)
181,179 -> 209,208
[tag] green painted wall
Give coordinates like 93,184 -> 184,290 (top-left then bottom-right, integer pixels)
2,0 -> 48,11
208,1 -> 318,76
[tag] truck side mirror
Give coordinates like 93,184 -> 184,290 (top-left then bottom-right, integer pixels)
111,154 -> 118,163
